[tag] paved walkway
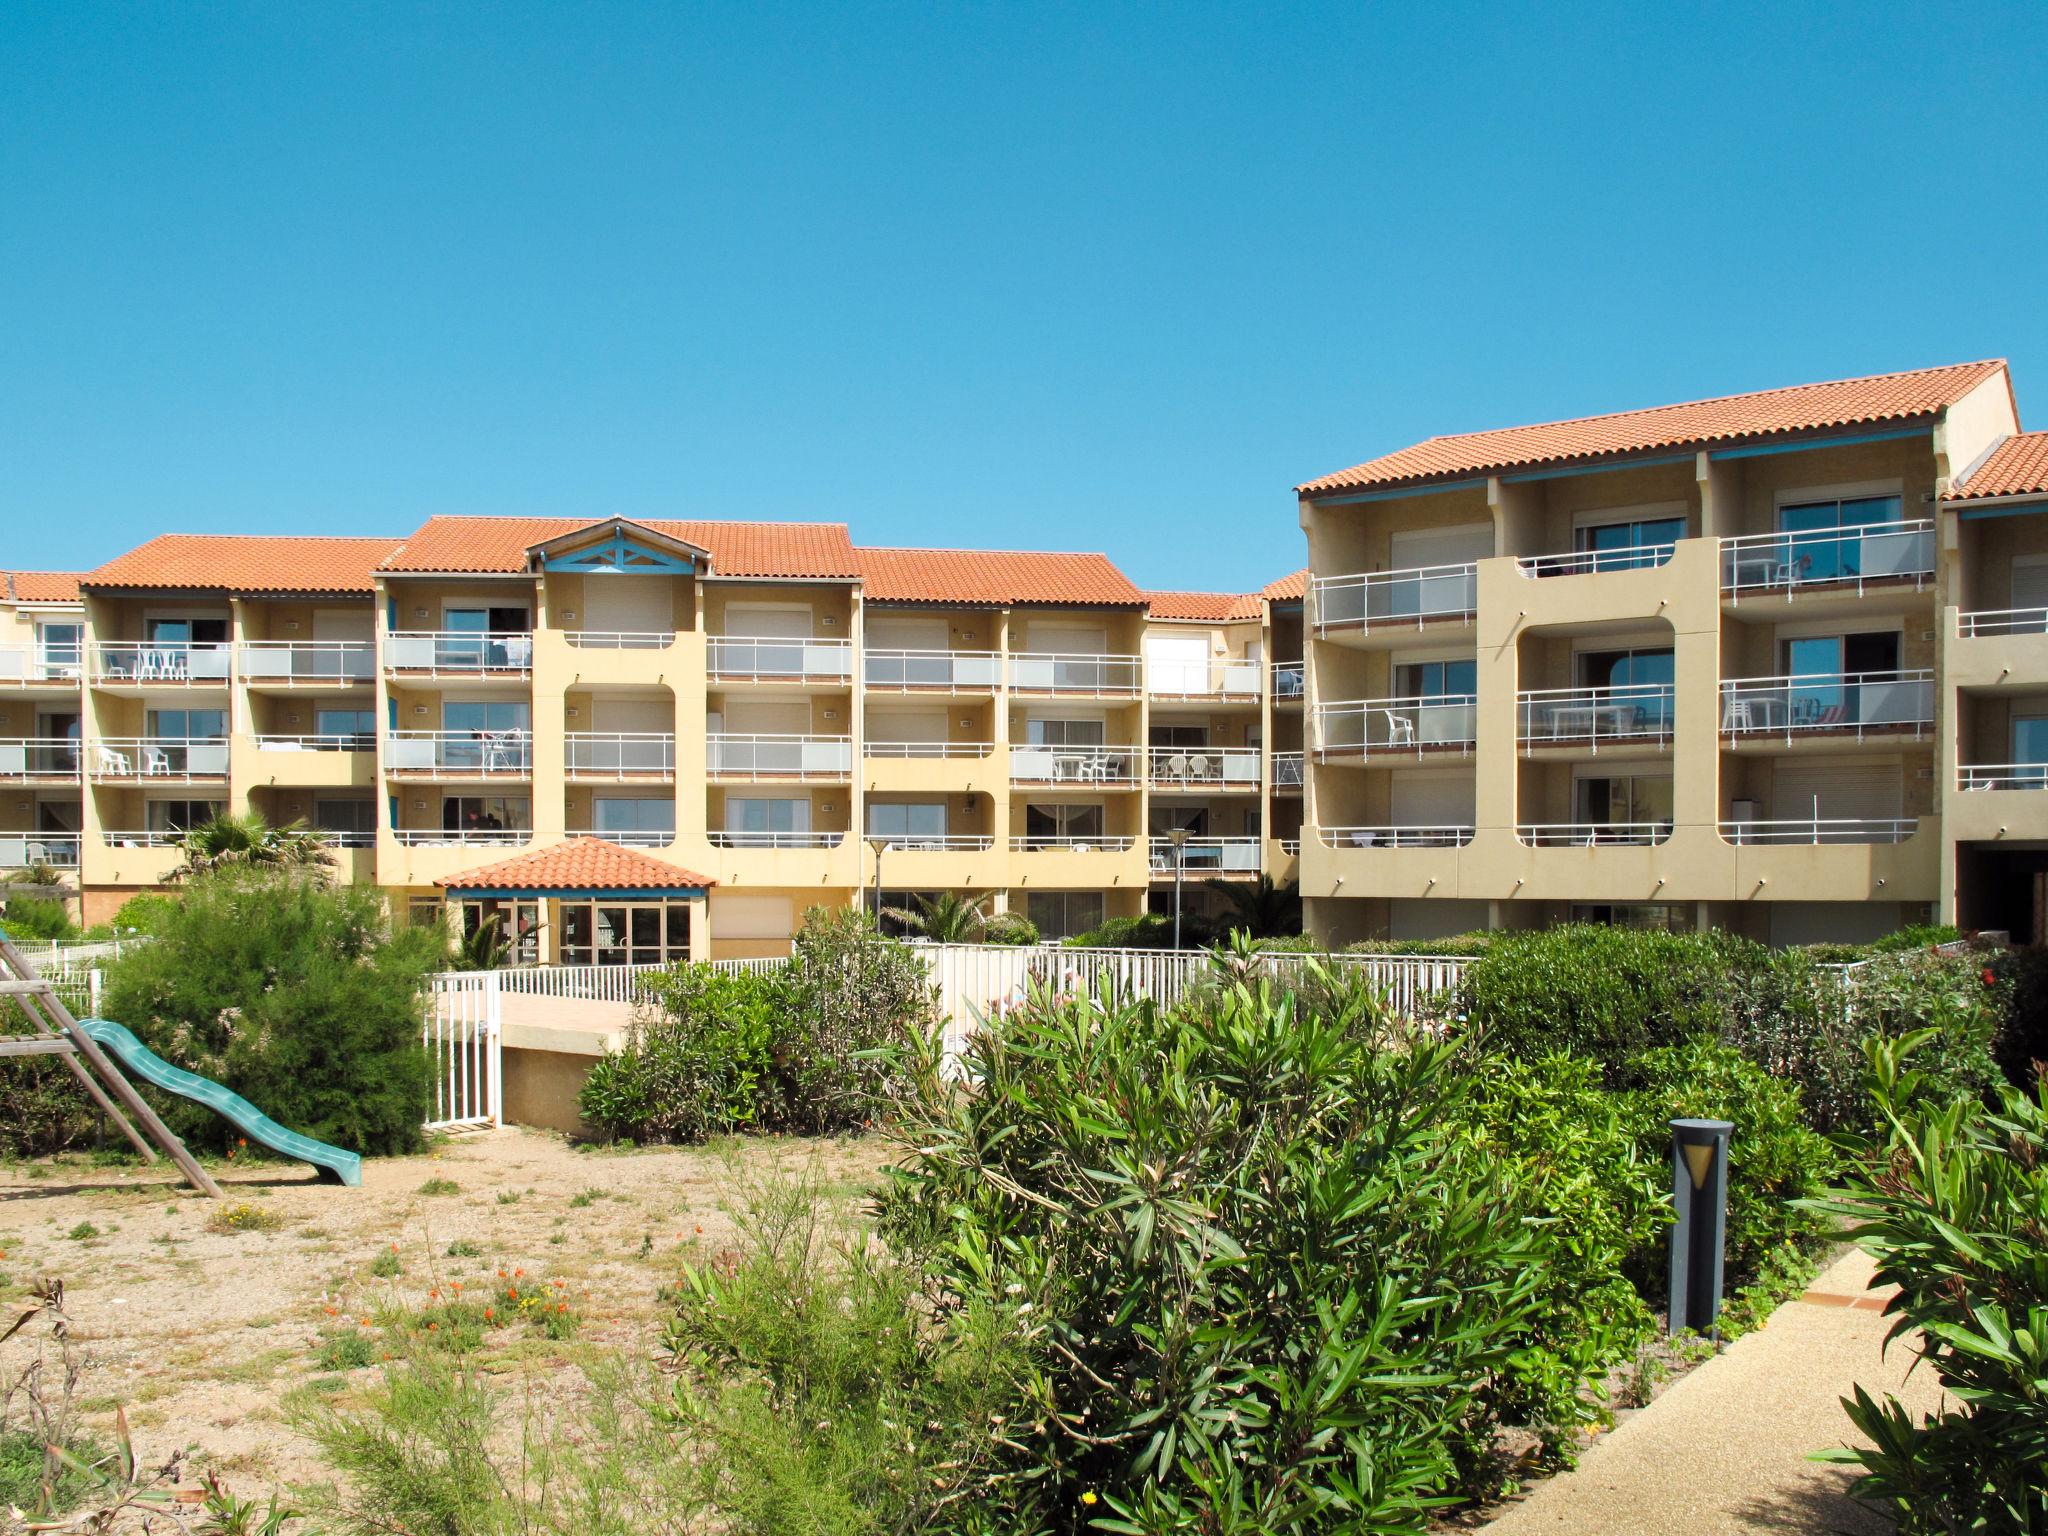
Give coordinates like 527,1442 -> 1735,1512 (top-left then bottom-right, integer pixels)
1483,1246 -> 1945,1535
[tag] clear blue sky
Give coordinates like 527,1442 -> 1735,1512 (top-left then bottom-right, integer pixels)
3,2 -> 2043,590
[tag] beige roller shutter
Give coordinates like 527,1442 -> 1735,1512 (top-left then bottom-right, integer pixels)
1390,769 -> 1476,827
1770,761 -> 1902,822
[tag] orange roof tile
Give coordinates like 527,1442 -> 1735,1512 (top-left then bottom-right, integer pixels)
1144,590 -> 1241,622
84,535 -> 402,594
435,837 -> 713,893
856,547 -> 1144,606
1945,432 -> 2048,503
1299,360 -> 2010,496
1260,569 -> 1308,602
383,516 -> 859,579
3,571 -> 84,603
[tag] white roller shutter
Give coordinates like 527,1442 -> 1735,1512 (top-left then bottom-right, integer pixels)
312,609 -> 374,640
1390,524 -> 1491,570
1770,762 -> 1902,822
582,575 -> 673,634
1027,624 -> 1106,653
590,697 -> 671,733
1390,770 -> 1476,828
1144,634 -> 1207,693
724,606 -> 810,638
2013,561 -> 2048,611
710,892 -> 795,941
867,707 -> 947,742
721,699 -> 812,734
867,615 -> 949,650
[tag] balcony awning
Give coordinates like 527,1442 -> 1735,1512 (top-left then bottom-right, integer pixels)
436,837 -> 714,900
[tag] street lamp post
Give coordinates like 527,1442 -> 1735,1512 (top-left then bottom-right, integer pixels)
1668,1117 -> 1734,1337
1165,826 -> 1190,949
864,836 -> 890,929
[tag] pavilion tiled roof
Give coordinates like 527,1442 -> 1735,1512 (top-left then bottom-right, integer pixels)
1260,569 -> 1309,601
1944,432 -> 2048,503
83,535 -> 402,594
3,571 -> 84,603
435,837 -> 714,893
856,547 -> 1144,606
382,516 -> 860,579
1298,360 -> 2012,496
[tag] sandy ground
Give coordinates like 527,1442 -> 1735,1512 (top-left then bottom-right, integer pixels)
0,1126 -> 890,1500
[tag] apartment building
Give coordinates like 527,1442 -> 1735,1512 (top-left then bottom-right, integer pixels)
0,521 -> 1302,958
1297,358 -> 2048,947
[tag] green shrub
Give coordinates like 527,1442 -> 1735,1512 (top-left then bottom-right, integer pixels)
97,867 -> 443,1156
107,890 -> 180,937
0,896 -> 76,940
1061,910 -> 1206,949
1619,1039 -> 1836,1290
770,907 -> 932,1136
1345,931 -> 1494,957
1814,1032 -> 2048,1531
0,999 -> 100,1157
1866,922 -> 1961,953
1987,949 -> 2048,1090
580,966 -> 785,1142
878,964 -> 1560,1524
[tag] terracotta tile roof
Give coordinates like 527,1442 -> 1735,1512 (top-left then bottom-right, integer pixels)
1299,360 -> 2011,496
1945,432 -> 2048,503
856,547 -> 1144,606
84,535 -> 401,594
1260,569 -> 1309,601
3,571 -> 84,603
383,516 -> 860,579
1144,590 -> 1241,622
435,837 -> 713,893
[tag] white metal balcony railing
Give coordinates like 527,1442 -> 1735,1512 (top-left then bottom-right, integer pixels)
1314,695 -> 1477,756
869,834 -> 997,853
385,730 -> 534,774
1009,835 -> 1139,853
1313,563 -> 1479,633
90,738 -> 229,779
1271,751 -> 1305,789
0,740 -> 81,779
1720,520 -> 1934,596
1148,836 -> 1262,874
861,740 -> 997,758
312,830 -> 377,848
253,733 -> 374,753
391,828 -> 532,847
862,649 -> 1002,691
100,830 -> 189,848
0,646 -> 83,684
1279,836 -> 1302,855
1320,825 -> 1475,849
706,636 -> 854,682
1008,652 -> 1143,696
1720,818 -> 1918,846
1518,822 -> 1673,847
1719,671 -> 1934,738
564,733 -> 677,777
1008,746 -> 1140,784
1958,763 -> 2048,792
92,642 -> 232,684
708,830 -> 848,850
383,632 -> 535,675
1518,683 -> 1675,747
1271,660 -> 1306,700
237,640 -> 376,683
705,733 -> 854,780
568,827 -> 674,847
1,834 -> 81,867
1517,545 -> 1677,579
1957,608 -> 2048,638
564,630 -> 675,649
1146,746 -> 1262,788
1146,658 -> 1263,699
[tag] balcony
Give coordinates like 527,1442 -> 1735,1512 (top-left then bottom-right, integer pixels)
1272,751 -> 1304,791
92,642 -> 232,686
1312,563 -> 1478,637
1009,746 -> 1140,785
383,632 -> 534,678
0,647 -> 83,686
1319,825 -> 1474,849
1517,822 -> 1672,847
90,738 -> 228,781
385,730 -> 534,776
706,636 -> 854,685
1146,658 -> 1262,702
1720,520 -> 1934,598
0,833 -> 80,867
252,733 -> 373,753
1958,608 -> 2048,638
1271,660 -> 1305,703
1313,696 -> 1476,759
1008,652 -> 1142,697
705,733 -> 853,781
862,739 -> 996,759
1719,818 -> 1917,846
1958,763 -> 2048,792
1148,836 -> 1261,876
562,629 -> 675,650
862,649 -> 1000,693
1517,545 -> 1676,579
1719,671 -> 1933,743
1009,835 -> 1138,852
564,733 -> 677,780
0,740 -> 81,782
238,640 -> 375,685
1518,683 -> 1674,751
99,830 -> 189,848
391,829 -> 532,847
867,834 -> 996,852
707,830 -> 848,849
568,827 -> 674,847
1146,746 -> 1261,790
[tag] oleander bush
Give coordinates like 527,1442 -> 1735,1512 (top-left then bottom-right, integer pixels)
1815,1033 -> 2048,1532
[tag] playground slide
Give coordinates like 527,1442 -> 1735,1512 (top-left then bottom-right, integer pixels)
77,1019 -> 362,1187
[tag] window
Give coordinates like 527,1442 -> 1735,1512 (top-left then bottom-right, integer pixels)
443,700 -> 530,734
593,797 -> 675,838
724,797 -> 810,843
147,708 -> 226,740
1570,903 -> 1692,932
1778,494 -> 1903,582
1149,724 -> 1210,748
441,795 -> 530,834
868,802 -> 947,841
441,607 -> 531,668
1149,806 -> 1209,836
1027,718 -> 1106,746
316,707 -> 376,747
36,622 -> 82,677
146,800 -> 223,833
408,897 -> 446,929
1576,774 -> 1674,829
1780,632 -> 1902,724
558,901 -> 692,966
147,617 -> 228,646
1393,659 -> 1476,699
1575,515 -> 1685,571
313,798 -> 376,836
1028,890 -> 1104,940
1024,802 -> 1104,841
2013,717 -> 2048,767
1576,647 -> 1674,727
460,899 -> 543,965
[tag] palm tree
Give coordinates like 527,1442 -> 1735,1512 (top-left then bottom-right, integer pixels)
173,811 -> 334,880
3,858 -> 74,896
1201,875 -> 1302,940
882,890 -> 1037,945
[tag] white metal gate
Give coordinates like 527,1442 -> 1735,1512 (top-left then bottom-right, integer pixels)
424,971 -> 502,1128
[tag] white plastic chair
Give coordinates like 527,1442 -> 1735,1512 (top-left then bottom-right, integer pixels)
144,745 -> 173,775
1382,711 -> 1416,747
1187,753 -> 1211,782
95,744 -> 132,776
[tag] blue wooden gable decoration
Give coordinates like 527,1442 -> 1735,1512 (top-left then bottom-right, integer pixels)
536,521 -> 705,575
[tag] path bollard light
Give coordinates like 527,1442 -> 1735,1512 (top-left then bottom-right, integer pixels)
1667,1117 -> 1733,1338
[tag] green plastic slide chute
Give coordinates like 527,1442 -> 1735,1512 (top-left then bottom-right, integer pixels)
76,1018 -> 362,1187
